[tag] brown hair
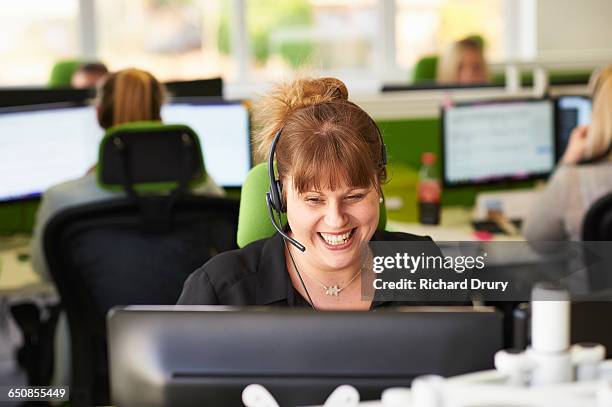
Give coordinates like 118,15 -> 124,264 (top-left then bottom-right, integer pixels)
96,68 -> 165,130
77,62 -> 108,76
253,77 -> 386,197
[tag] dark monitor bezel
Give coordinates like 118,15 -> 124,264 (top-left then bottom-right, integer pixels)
108,306 -> 503,407
441,97 -> 556,188
164,77 -> 223,98
552,95 -> 592,163
0,87 -> 94,108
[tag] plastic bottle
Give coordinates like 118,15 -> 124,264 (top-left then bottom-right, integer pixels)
417,152 -> 441,225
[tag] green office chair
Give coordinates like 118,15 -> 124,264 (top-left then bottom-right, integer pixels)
237,162 -> 387,248
48,59 -> 84,88
412,55 -> 439,83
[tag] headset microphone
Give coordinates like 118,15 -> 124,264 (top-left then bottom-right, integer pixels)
266,191 -> 306,251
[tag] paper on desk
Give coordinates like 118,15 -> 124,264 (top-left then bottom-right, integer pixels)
0,247 -> 41,292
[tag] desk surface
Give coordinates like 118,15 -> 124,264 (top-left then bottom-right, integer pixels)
387,207 -> 525,242
0,235 -> 53,296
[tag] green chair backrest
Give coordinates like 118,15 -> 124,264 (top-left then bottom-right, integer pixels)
237,163 -> 387,248
48,59 -> 85,88
412,55 -> 439,83
97,121 -> 207,193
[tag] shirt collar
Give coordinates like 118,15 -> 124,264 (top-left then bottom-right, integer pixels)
255,231 -> 393,308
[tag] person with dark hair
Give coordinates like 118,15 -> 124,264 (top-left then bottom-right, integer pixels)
71,62 -> 109,89
178,77 -> 440,310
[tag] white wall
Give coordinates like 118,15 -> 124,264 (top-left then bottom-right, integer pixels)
537,0 -> 612,64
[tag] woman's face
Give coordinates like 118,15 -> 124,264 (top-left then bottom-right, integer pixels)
457,49 -> 488,84
285,178 -> 380,272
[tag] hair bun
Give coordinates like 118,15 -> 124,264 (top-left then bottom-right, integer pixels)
284,77 -> 349,113
252,77 -> 349,162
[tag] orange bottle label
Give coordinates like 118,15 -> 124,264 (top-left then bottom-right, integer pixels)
418,181 -> 441,203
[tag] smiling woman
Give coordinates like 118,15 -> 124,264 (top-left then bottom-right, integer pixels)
177,77 -> 442,310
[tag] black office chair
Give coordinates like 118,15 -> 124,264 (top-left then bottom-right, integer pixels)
43,123 -> 239,406
582,191 -> 612,292
582,191 -> 612,240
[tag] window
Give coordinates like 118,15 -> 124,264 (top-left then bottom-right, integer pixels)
395,0 -> 505,70
244,0 -> 378,79
0,0 -> 513,87
0,0 -> 79,86
95,0 -> 232,81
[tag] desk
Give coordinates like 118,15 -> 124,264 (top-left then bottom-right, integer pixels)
387,206 -> 525,242
0,235 -> 54,297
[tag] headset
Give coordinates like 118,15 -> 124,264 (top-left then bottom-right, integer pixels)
266,118 -> 387,252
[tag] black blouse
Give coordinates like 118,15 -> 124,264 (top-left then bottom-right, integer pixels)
177,230 -> 442,308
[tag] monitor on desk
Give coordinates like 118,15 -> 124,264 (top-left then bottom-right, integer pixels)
554,96 -> 592,161
108,306 -> 503,407
442,98 -> 555,187
0,100 -> 251,202
0,103 -> 103,203
161,100 -> 251,188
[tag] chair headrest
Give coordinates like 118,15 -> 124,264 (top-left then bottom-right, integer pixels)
237,163 -> 387,248
98,122 -> 207,193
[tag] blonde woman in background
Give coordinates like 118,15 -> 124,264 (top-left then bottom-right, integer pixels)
523,65 -> 612,241
31,68 -> 224,280
437,36 -> 489,84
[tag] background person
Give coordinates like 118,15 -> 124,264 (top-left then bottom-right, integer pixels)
31,68 -> 224,280
70,62 -> 109,89
436,36 -> 489,84
523,65 -> 612,241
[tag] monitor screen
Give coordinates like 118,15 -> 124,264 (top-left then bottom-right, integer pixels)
0,101 -> 251,202
0,104 -> 103,202
161,101 -> 251,188
108,306 -> 503,407
442,99 -> 555,187
555,96 -> 592,161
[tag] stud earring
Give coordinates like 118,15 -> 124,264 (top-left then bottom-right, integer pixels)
379,197 -> 384,203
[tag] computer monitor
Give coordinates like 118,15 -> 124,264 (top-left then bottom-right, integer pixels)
554,96 -> 592,161
0,100 -> 251,202
107,306 -> 503,407
0,103 -> 103,202
442,99 -> 555,187
161,100 -> 251,188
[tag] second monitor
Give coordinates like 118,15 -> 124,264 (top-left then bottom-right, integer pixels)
0,100 -> 251,203
442,99 -> 555,187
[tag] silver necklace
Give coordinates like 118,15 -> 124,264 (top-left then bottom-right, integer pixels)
300,266 -> 361,296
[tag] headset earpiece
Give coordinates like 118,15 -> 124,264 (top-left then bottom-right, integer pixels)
267,129 -> 285,213
271,179 -> 283,212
